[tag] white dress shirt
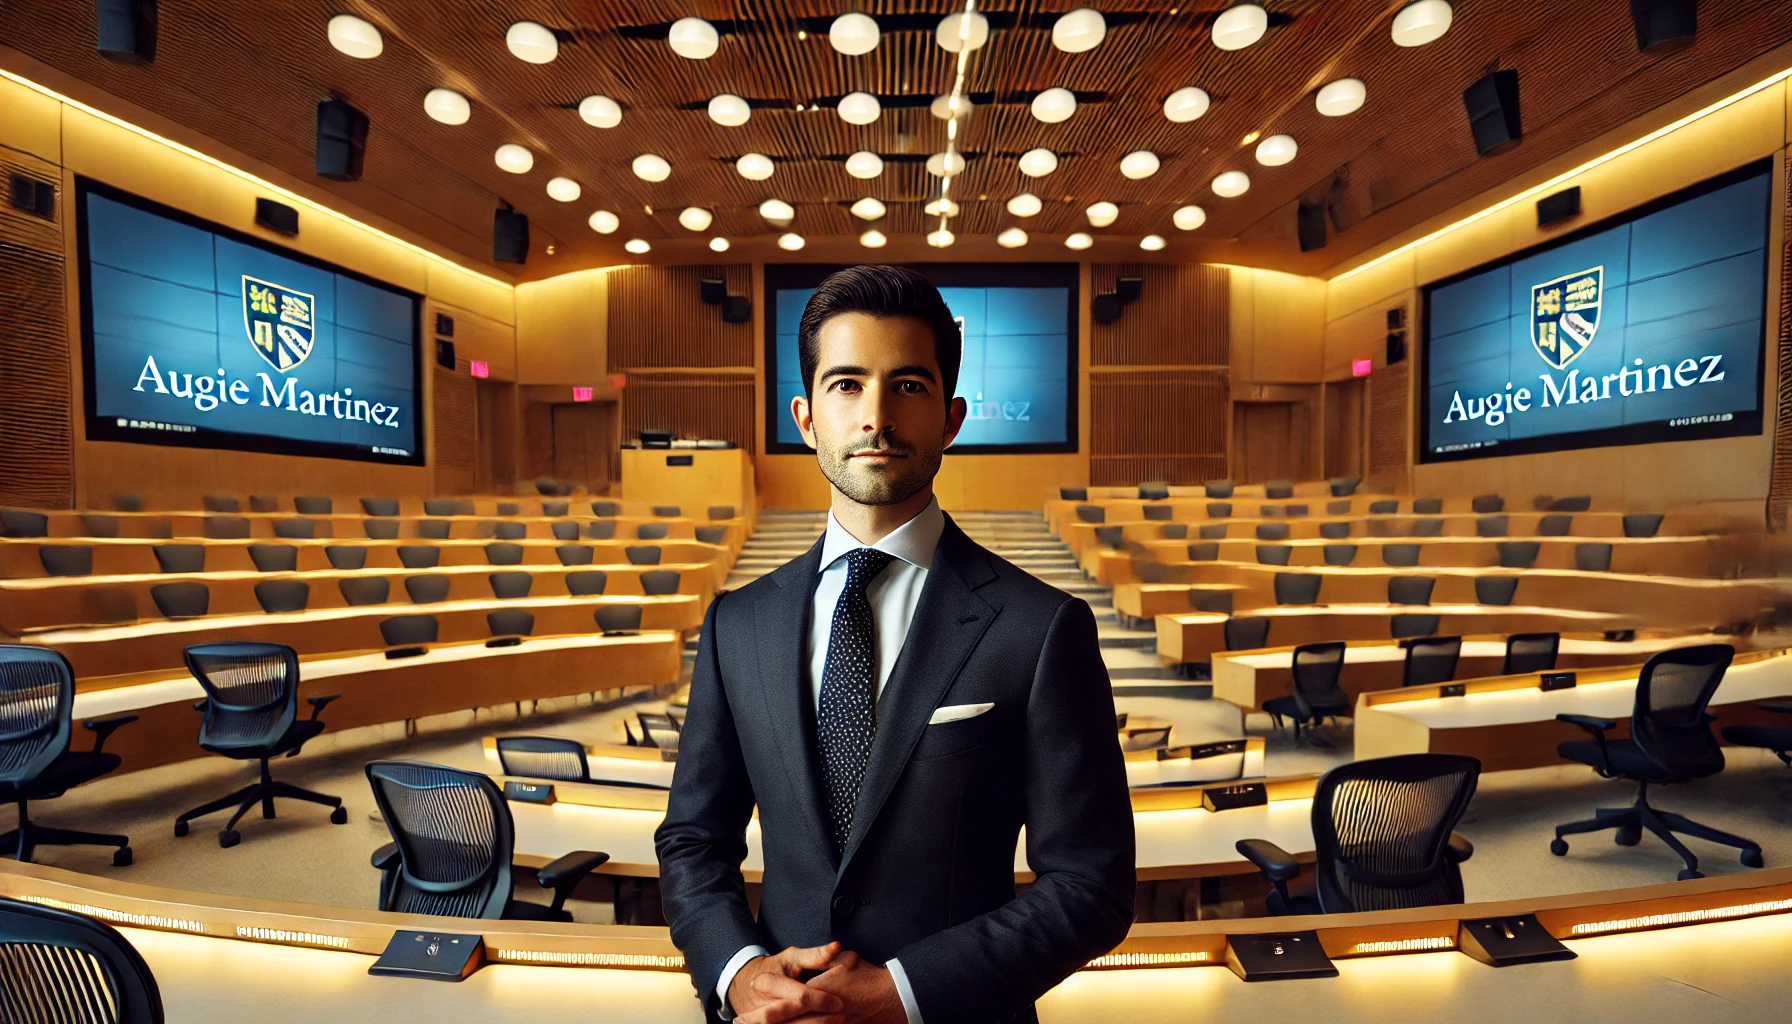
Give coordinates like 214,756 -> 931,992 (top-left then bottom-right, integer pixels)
716,498 -> 943,1024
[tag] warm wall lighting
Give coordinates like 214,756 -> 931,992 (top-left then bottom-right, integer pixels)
470,360 -> 490,378
926,228 -> 956,247
778,232 -> 806,250
491,949 -> 686,968
997,227 -> 1028,248
1349,936 -> 1454,954
21,896 -> 204,935
859,229 -> 887,248
1065,232 -> 1093,249
1139,234 -> 1166,251
1569,898 -> 1792,936
708,237 -> 730,252
1392,0 -> 1453,47
623,239 -> 650,254
1085,950 -> 1210,968
235,926 -> 351,950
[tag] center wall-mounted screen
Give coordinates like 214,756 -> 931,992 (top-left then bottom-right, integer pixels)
1419,159 -> 1770,463
77,177 -> 424,465
765,263 -> 1078,454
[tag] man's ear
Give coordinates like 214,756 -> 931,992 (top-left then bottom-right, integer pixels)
791,393 -> 818,450
941,394 -> 968,448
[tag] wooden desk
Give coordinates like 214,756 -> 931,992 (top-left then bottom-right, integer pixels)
1354,648 -> 1792,771
620,447 -> 755,517
1157,604 -> 1632,666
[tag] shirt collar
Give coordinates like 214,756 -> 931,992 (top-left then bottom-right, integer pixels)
818,497 -> 944,575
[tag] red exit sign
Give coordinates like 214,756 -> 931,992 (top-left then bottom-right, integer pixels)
572,386 -> 593,402
1352,358 -> 1373,377
469,360 -> 489,378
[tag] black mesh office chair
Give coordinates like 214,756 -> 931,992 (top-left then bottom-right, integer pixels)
202,495 -> 240,514
361,497 -> 400,517
1383,543 -> 1421,567
1138,482 -> 1170,501
1475,515 -> 1508,537
364,520 -> 401,540
326,545 -> 368,570
366,761 -> 608,922
1,511 -> 48,538
494,521 -> 528,541
418,520 -> 452,540
1074,504 -> 1105,524
294,496 -> 333,515
1475,576 -> 1520,606
1058,487 -> 1086,501
1320,522 -> 1352,540
641,570 -> 681,596
1142,505 -> 1172,522
1255,545 -> 1291,566
1199,523 -> 1227,539
152,544 -> 204,573
1387,576 -> 1435,605
1323,543 -> 1357,566
1503,633 -> 1560,675
486,542 -> 524,565
1576,542 -> 1614,572
1207,502 -> 1231,518
586,521 -> 618,540
1624,513 -> 1665,538
626,545 -> 662,566
558,544 -> 596,566
1205,480 -> 1235,499
1265,479 -> 1295,500
1402,635 -> 1462,687
551,522 -> 581,542
495,736 -> 590,782
1412,518 -> 1445,537
596,606 -> 643,634
1238,754 -> 1479,915
487,609 -> 535,638
1261,642 -> 1350,740
591,501 -> 621,517
0,896 -> 163,1022
273,518 -> 316,539
652,505 -> 681,518
1538,515 -> 1574,537
542,501 -> 570,517
1471,494 -> 1504,514
80,514 -> 118,538
695,526 -> 728,544
567,571 -> 609,596
39,546 -> 93,577
0,647 -> 136,865
1224,616 -> 1271,651
637,712 -> 682,750
398,545 -> 440,569
1497,541 -> 1540,568
173,642 -> 346,848
489,572 -> 533,599
1551,644 -> 1760,879
497,502 -> 520,516
1551,495 -> 1592,512
254,580 -> 310,613
339,577 -> 390,606
248,543 -> 298,573
1412,498 -> 1443,515
1273,573 -> 1321,605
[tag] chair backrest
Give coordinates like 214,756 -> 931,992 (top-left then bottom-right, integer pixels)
203,515 -> 250,540
1387,576 -> 1435,606
1141,504 -> 1172,522
1094,526 -> 1125,549
640,570 -> 681,596
1537,514 -> 1573,537
1474,515 -> 1508,538
0,646 -> 75,787
590,501 -> 621,517
39,546 -> 94,577
708,505 -> 736,520
496,502 -> 520,516
152,544 -> 204,574
1205,480 -> 1235,499
1224,616 -> 1271,651
489,572 -> 533,599
595,605 -> 643,633
1623,513 -> 1664,538
202,495 -> 239,514
361,497 -> 400,517
366,760 -> 515,920
1382,543 -> 1420,567
1058,488 -> 1087,501
1198,524 -> 1226,540
1401,636 -> 1462,687
1189,590 -> 1234,614
1629,644 -> 1734,778
1326,500 -> 1351,516
294,496 -> 333,515
695,525 -> 728,544
1309,754 -> 1480,913
406,575 -> 450,603
254,579 -> 310,614
1206,502 -> 1231,519
150,582 -> 209,618
1255,544 -> 1291,566
184,642 -> 300,751
79,514 -> 119,539
637,522 -> 670,540
494,737 -> 588,782
485,542 -> 524,565
1329,476 -> 1360,497
1412,498 -> 1443,515
1576,542 -> 1613,572
1471,494 -> 1504,514
397,545 -> 440,569
1551,495 -> 1591,512
548,521 -> 579,542
1074,504 -> 1105,524
491,521 -> 527,541
273,517 -> 317,540
1320,521 -> 1351,540
1160,524 -> 1188,540
110,493 -> 144,512
586,521 -> 618,540
1323,543 -> 1357,566
625,545 -> 662,566
1138,483 -> 1170,501
339,577 -> 391,606
1411,518 -> 1444,537
1502,632 -> 1560,675
1474,576 -> 1520,606
1368,500 -> 1399,515
1290,642 -> 1349,717
326,545 -> 368,570
1496,541 -> 1539,568
652,505 -> 681,518
423,498 -> 463,517
1255,523 -> 1289,541
380,614 -> 439,647
557,544 -> 596,566
2,510 -> 50,539
364,520 -> 400,540
638,712 -> 682,749
1186,542 -> 1219,561
248,543 -> 298,573
1273,572 -> 1322,605
0,895 -> 165,1023
486,609 -> 535,637
417,520 -> 452,540
1265,479 -> 1294,500
1284,504 -> 1309,517
566,571 -> 609,596
541,501 -> 570,517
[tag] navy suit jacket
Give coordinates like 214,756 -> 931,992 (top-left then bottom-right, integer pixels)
655,514 -> 1135,1023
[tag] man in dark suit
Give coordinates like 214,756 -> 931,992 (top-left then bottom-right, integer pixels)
656,265 -> 1134,1024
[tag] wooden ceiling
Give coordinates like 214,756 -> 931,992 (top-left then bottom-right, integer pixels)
3,1 -> 1788,280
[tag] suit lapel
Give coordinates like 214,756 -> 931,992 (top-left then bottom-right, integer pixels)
838,516 -> 1000,876
753,535 -> 832,852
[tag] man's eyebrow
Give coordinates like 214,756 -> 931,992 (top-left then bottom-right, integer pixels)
888,365 -> 938,382
818,364 -> 871,382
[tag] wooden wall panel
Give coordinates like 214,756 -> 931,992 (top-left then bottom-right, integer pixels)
432,363 -> 478,495
1090,370 -> 1228,486
0,155 -> 73,508
622,371 -> 756,454
607,265 -> 752,371
1090,264 -> 1228,366
1769,149 -> 1792,531
1367,361 -> 1410,493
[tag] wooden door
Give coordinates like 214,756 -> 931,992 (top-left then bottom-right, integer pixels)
1324,379 -> 1367,479
1234,401 -> 1302,484
551,402 -> 614,492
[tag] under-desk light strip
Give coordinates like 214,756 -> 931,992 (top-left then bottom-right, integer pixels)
1569,897 -> 1792,937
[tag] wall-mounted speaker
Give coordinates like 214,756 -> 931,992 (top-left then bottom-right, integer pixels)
1091,293 -> 1122,326
721,295 -> 751,323
1296,201 -> 1328,252
700,278 -> 726,304
1115,277 -> 1143,304
1536,186 -> 1582,228
315,99 -> 369,181
494,208 -> 529,264
1387,332 -> 1408,366
1463,69 -> 1522,157
435,339 -> 456,370
1386,307 -> 1405,330
1630,0 -> 1696,54
254,198 -> 298,236
95,0 -> 156,63
8,174 -> 55,220
435,312 -> 455,337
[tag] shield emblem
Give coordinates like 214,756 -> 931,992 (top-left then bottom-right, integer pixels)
1530,266 -> 1602,371
242,275 -> 315,372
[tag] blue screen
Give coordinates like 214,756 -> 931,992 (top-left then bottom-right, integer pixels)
772,282 -> 1072,450
80,185 -> 421,464
1421,164 -> 1768,461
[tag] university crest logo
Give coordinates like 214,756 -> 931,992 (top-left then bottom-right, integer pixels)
1530,266 -> 1602,371
242,275 -> 315,372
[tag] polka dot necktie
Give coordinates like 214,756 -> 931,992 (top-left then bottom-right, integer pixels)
817,547 -> 896,854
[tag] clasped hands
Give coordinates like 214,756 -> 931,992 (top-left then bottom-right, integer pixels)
729,941 -> 905,1024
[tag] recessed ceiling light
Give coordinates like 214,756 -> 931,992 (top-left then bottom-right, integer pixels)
778,232 -> 806,251
759,199 -> 795,225
1031,87 -> 1077,124
1392,0 -> 1452,46
1052,7 -> 1107,52
708,94 -> 750,126
505,21 -> 558,63
709,237 -> 730,252
579,95 -> 622,128
850,197 -> 887,220
860,228 -> 887,248
494,144 -> 533,174
926,151 -> 966,178
830,12 -> 880,54
1007,192 -> 1043,217
797,30 -> 807,40
1316,83 -> 1366,123
997,227 -> 1029,248
1255,134 -> 1297,166
838,91 -> 881,125
1163,86 -> 1211,123
589,210 -> 620,234
736,153 -> 775,180
1018,149 -> 1059,177
1084,202 -> 1118,228
423,88 -> 469,125
1213,170 -> 1251,197
668,17 -> 719,59
931,94 -> 973,120
1173,205 -> 1207,230
924,197 -> 961,217
632,154 -> 671,182
1241,130 -> 1261,145
327,15 -> 383,59
546,177 -> 581,202
1120,151 -> 1160,179
624,238 -> 651,254
1211,3 -> 1268,50
1140,234 -> 1167,251
936,11 -> 990,52
1065,232 -> 1093,250
845,151 -> 885,179
679,207 -> 713,231
927,228 -> 956,248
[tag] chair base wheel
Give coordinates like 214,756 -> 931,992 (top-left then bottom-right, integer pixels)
173,820 -> 188,838
1550,838 -> 1569,856
1742,848 -> 1764,868
1677,869 -> 1704,881
330,806 -> 348,825
218,830 -> 240,849
112,847 -> 132,867
1614,825 -> 1641,846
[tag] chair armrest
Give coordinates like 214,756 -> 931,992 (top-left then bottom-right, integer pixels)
1761,703 -> 1792,716
192,698 -> 209,712
1446,832 -> 1474,864
1235,839 -> 1300,882
306,693 -> 342,722
536,850 -> 611,912
82,714 -> 138,754
371,842 -> 401,871
1556,714 -> 1617,733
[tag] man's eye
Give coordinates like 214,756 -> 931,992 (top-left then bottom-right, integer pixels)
832,380 -> 860,393
897,380 -> 926,394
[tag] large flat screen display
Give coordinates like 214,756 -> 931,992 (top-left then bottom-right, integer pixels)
77,178 -> 424,465
1420,159 -> 1770,463
765,263 -> 1077,454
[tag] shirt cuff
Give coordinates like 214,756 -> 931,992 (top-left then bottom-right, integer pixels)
715,944 -> 770,1020
886,957 -> 925,1024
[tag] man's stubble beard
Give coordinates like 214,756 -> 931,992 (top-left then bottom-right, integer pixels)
817,434 -> 944,507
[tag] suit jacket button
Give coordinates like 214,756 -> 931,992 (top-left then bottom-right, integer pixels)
832,895 -> 855,917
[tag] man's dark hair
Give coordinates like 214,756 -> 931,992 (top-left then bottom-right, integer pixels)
796,265 -> 962,399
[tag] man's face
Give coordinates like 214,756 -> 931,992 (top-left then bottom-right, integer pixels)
792,313 -> 967,507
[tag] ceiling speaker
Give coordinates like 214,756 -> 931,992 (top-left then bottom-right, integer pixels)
1296,201 -> 1328,252
254,198 -> 298,236
1115,276 -> 1143,304
435,312 -> 455,337
1463,70 -> 1522,157
435,339 -> 456,370
700,278 -> 726,304
493,208 -> 529,264
1630,0 -> 1696,54
721,295 -> 751,323
1536,187 -> 1581,227
1387,331 -> 1407,366
315,99 -> 369,181
95,0 -> 156,63
1091,293 -> 1122,326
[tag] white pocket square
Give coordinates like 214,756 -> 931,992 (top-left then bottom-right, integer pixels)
929,702 -> 994,725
